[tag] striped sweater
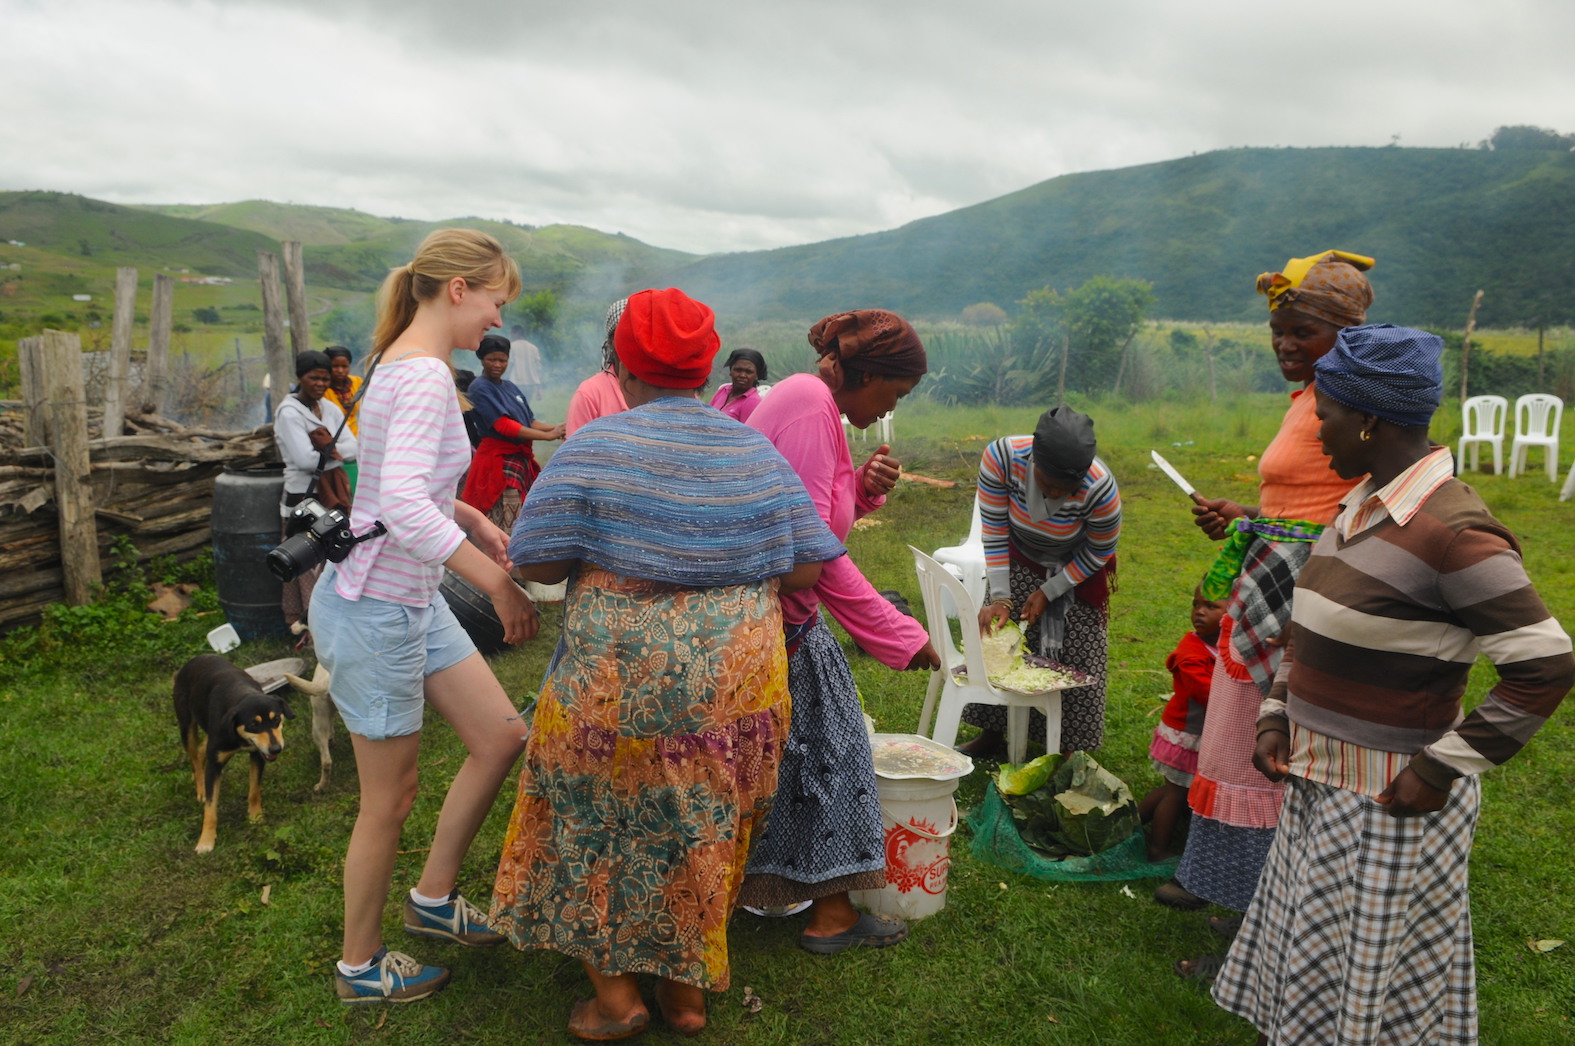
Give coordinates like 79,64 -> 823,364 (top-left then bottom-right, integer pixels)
332,357 -> 471,607
1261,467 -> 1573,791
979,435 -> 1120,602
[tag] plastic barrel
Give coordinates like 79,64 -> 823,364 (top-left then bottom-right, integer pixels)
439,569 -> 519,658
211,466 -> 288,641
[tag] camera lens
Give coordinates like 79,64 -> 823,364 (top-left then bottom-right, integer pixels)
267,531 -> 323,581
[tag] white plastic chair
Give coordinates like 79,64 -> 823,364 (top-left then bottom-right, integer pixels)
931,494 -> 987,611
911,545 -> 1065,764
841,410 -> 893,442
1508,394 -> 1563,480
1457,395 -> 1507,474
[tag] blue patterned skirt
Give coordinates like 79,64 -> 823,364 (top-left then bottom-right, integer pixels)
738,619 -> 888,906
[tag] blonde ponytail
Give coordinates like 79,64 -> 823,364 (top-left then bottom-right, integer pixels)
369,228 -> 523,364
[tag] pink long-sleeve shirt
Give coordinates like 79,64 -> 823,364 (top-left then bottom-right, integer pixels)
332,357 -> 470,606
747,373 -> 928,669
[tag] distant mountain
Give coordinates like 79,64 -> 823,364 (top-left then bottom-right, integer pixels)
8,144 -> 1575,334
0,192 -> 695,332
0,191 -> 282,276
136,201 -> 695,296
141,200 -> 394,247
650,146 -> 1575,329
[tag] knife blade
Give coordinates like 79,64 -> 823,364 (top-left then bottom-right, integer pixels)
1150,450 -> 1203,503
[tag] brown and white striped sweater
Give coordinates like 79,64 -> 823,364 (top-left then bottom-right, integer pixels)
1260,477 -> 1573,791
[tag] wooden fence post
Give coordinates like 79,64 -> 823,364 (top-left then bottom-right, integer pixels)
39,329 -> 101,603
281,240 -> 310,357
144,272 -> 174,413
17,335 -> 48,446
104,266 -> 137,436
258,251 -> 291,417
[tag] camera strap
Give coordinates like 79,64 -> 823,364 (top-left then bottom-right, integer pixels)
306,356 -> 382,498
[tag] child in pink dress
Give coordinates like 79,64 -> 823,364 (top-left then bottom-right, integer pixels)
1140,583 -> 1226,861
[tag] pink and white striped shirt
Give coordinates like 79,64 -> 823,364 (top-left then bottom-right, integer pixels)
332,357 -> 470,607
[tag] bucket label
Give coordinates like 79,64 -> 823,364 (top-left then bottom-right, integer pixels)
884,819 -> 950,895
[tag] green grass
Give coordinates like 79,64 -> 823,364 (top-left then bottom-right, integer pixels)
1,398 -> 1573,1044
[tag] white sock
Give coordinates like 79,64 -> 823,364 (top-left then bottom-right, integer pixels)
409,887 -> 452,908
338,957 -> 376,977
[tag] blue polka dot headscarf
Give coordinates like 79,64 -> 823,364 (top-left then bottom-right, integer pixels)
1313,323 -> 1444,428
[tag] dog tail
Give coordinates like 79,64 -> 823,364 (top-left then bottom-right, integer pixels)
282,663 -> 331,696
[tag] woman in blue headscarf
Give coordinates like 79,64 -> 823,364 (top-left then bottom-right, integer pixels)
1212,324 -> 1573,1045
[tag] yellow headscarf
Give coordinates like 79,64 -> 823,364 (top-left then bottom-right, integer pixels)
1255,249 -> 1375,328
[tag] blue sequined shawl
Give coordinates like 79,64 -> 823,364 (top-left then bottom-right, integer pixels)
509,397 -> 844,586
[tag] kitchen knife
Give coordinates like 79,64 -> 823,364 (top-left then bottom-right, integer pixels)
1150,450 -> 1205,504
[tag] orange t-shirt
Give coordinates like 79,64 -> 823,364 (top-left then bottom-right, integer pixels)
1256,384 -> 1356,525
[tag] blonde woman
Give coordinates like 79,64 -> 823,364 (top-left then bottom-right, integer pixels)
310,229 -> 537,1004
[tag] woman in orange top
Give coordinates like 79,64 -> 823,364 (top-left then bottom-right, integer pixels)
1161,251 -> 1374,981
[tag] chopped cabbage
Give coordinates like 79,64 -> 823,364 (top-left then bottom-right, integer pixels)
993,664 -> 1084,693
980,620 -> 1025,677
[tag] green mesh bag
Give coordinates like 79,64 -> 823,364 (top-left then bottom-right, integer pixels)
967,780 -> 1180,883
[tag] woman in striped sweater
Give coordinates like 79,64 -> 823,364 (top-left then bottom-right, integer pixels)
959,406 -> 1121,756
311,229 -> 539,1005
1213,324 -> 1573,1044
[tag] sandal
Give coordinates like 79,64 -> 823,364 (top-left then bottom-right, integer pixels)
799,911 -> 909,955
1173,954 -> 1226,982
568,999 -> 650,1042
1208,914 -> 1244,940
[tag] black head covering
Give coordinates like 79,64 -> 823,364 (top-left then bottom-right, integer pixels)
476,334 -> 511,360
323,345 -> 353,362
723,347 -> 768,383
1032,406 -> 1097,486
294,349 -> 332,378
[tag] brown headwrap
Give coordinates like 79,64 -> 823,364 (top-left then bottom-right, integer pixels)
1255,250 -> 1375,329
807,310 -> 927,392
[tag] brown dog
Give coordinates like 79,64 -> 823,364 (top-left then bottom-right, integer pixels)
173,654 -> 293,853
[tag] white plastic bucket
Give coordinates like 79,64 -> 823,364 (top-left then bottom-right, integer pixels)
850,734 -> 973,921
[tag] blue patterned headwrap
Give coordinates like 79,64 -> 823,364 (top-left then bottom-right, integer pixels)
1313,324 -> 1443,428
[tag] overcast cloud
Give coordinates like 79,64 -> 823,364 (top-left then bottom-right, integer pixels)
5,0 -> 1574,254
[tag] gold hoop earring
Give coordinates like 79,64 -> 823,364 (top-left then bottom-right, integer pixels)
1359,429 -> 1372,442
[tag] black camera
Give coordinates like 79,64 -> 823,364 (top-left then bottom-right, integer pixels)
267,498 -> 386,581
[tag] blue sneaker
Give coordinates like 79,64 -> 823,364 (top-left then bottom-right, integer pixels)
334,947 -> 450,1004
403,890 -> 505,947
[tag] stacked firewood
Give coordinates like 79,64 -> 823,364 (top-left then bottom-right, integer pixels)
0,410 -> 276,630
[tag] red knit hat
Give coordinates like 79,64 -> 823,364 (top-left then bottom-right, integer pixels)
613,287 -> 720,388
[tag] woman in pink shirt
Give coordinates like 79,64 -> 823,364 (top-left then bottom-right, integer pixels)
708,347 -> 767,422
310,229 -> 538,1005
740,309 -> 940,955
564,298 -> 629,437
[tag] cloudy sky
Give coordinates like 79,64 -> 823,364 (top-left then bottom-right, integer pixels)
6,0 -> 1573,255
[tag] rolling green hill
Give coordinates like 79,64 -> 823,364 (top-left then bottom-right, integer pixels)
8,143 -> 1575,351
0,191 -> 282,277
652,146 -> 1575,328
0,192 -> 694,354
136,201 -> 696,295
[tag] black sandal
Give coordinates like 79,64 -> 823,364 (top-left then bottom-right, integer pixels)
1173,954 -> 1226,982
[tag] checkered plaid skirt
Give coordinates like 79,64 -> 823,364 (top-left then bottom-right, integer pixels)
1213,774 -> 1481,1045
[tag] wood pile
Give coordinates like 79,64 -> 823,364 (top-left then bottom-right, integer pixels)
0,408 -> 276,631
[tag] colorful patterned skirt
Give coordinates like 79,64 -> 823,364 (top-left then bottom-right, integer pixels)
489,567 -> 790,990
1213,774 -> 1481,1044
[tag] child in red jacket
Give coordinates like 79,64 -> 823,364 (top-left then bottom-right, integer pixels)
1139,583 -> 1226,861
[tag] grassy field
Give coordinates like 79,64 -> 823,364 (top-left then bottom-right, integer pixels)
1,397 -> 1573,1045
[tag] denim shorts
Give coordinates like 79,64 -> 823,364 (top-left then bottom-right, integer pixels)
308,569 -> 477,740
